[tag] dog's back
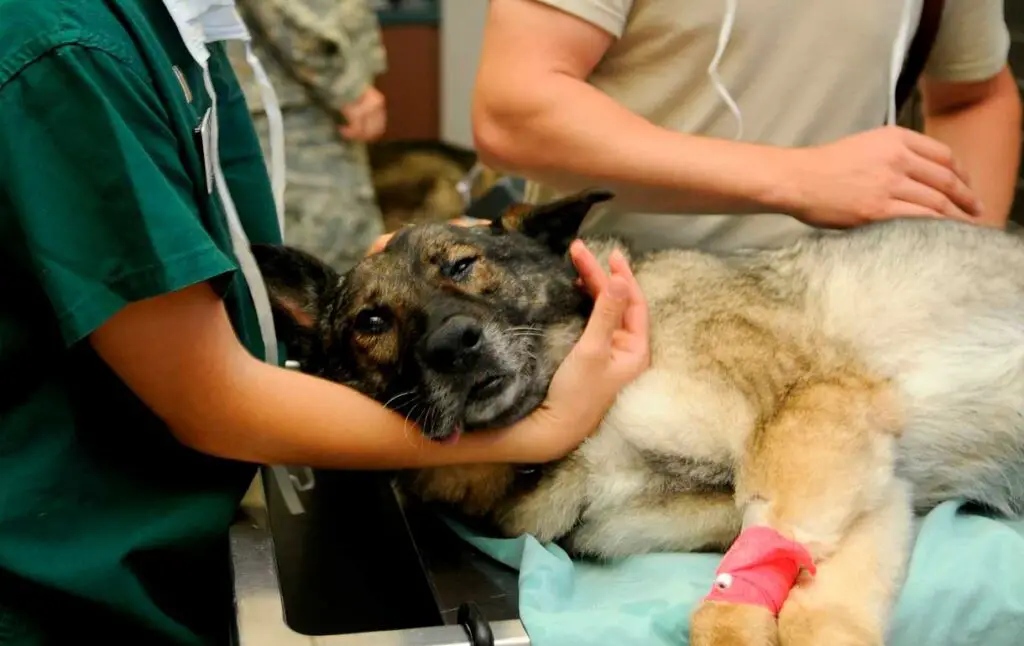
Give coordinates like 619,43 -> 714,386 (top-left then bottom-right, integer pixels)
615,218 -> 1024,515
779,219 -> 1024,513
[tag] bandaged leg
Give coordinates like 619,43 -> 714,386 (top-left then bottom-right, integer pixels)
703,525 -> 817,615
690,525 -> 813,646
690,373 -> 907,646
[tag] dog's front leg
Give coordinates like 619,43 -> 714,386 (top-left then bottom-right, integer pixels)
689,372 -> 911,646
494,460 -> 590,543
776,482 -> 912,646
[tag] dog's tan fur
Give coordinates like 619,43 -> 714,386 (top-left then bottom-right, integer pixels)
255,192 -> 1024,646
367,139 -> 502,232
407,223 -> 1021,644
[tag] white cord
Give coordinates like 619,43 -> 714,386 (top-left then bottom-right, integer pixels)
888,0 -> 917,125
203,64 -> 309,516
707,0 -> 743,140
244,42 -> 287,237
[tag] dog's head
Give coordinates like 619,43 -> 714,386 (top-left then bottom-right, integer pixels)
253,189 -> 615,442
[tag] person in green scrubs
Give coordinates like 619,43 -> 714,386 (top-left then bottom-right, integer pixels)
0,1 -> 650,644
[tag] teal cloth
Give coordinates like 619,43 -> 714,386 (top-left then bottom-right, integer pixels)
448,500 -> 1024,645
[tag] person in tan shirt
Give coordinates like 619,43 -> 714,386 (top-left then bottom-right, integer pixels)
471,0 -> 1021,253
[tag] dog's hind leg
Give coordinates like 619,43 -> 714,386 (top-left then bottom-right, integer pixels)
689,371 -> 911,646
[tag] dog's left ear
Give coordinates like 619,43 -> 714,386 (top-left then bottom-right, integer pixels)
494,188 -> 615,254
251,243 -> 340,331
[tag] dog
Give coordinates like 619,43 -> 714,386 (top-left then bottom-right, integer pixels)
366,139 -> 503,232
252,190 -> 1024,646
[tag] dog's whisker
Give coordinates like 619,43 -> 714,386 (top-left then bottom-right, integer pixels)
505,325 -> 540,332
384,389 -> 419,409
397,395 -> 423,421
427,405 -> 443,439
403,403 -> 424,442
507,328 -> 543,336
507,333 -> 541,339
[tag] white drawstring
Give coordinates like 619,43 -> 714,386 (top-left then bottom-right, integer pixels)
888,0 -> 917,125
201,62 -> 312,516
244,42 -> 287,235
161,0 -> 307,516
708,0 -> 916,135
708,0 -> 743,140
199,66 -> 280,369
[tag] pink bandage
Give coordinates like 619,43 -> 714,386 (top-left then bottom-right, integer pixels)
703,525 -> 817,615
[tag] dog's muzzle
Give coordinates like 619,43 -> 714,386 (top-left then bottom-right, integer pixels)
421,315 -> 483,373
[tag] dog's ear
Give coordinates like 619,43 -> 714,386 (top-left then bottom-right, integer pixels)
494,188 -> 615,254
251,243 -> 339,331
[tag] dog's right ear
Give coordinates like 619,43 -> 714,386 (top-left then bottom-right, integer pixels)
251,243 -> 339,331
494,188 -> 615,254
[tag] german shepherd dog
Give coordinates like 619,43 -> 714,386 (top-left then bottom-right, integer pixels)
252,191 -> 1024,646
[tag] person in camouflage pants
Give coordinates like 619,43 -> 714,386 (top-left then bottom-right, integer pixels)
229,0 -> 388,272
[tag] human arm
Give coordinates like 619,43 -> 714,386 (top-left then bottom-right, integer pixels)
473,0 -> 982,226
0,43 -> 645,470
917,0 -> 1021,227
88,242 -> 647,469
472,0 -> 795,216
236,0 -> 388,141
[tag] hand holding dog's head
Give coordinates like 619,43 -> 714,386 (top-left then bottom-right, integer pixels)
253,189 -> 614,442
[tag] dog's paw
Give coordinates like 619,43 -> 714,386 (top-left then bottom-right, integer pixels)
494,498 -> 568,543
689,601 -> 778,646
777,599 -> 882,646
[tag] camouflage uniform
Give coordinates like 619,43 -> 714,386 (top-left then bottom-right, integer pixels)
229,0 -> 388,272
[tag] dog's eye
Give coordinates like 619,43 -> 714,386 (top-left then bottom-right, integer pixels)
353,307 -> 392,335
444,256 -> 478,281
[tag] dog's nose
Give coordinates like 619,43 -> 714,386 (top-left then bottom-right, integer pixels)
423,315 -> 483,373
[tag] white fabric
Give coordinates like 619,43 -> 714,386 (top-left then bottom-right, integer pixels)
888,0 -> 921,125
708,0 -> 918,135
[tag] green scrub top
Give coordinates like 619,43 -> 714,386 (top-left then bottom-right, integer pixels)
0,1 -> 284,643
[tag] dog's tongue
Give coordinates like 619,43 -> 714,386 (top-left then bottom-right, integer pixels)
441,425 -> 463,445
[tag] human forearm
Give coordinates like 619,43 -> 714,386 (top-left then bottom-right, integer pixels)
474,0 -> 976,226
88,281 -> 518,468
183,263 -> 639,470
184,352 -> 552,470
92,246 -> 648,471
472,73 -> 800,216
922,68 -> 1022,226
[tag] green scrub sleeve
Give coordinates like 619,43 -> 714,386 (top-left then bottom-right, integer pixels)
0,45 -> 237,347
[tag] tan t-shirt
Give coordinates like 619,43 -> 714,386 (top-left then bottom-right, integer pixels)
524,0 -> 1011,252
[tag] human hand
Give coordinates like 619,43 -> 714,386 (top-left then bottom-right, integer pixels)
339,86 -> 387,143
365,218 -> 491,256
505,241 -> 650,463
786,126 -> 984,228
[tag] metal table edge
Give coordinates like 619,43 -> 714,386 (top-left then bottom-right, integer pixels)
229,473 -> 531,646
